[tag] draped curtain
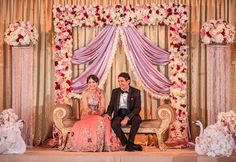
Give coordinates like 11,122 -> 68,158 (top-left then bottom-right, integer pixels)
71,26 -> 170,98
72,25 -> 119,93
0,0 -> 236,145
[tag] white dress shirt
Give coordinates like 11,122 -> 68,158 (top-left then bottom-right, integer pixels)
119,92 -> 128,109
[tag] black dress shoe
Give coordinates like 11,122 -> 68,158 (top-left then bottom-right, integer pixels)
126,142 -> 143,151
125,144 -> 136,151
132,143 -> 143,151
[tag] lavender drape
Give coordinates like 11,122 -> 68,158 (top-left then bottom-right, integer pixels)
121,26 -> 170,96
71,25 -> 117,93
72,25 -> 170,97
122,27 -> 169,65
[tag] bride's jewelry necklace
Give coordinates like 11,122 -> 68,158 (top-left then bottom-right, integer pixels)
88,89 -> 97,98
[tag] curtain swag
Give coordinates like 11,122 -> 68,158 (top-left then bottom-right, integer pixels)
71,25 -> 170,99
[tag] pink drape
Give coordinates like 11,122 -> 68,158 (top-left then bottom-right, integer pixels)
71,26 -> 170,98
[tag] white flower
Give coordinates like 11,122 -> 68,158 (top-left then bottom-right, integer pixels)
4,21 -> 38,46
213,34 -> 224,43
202,36 -> 211,44
0,109 -> 18,128
217,110 -> 236,134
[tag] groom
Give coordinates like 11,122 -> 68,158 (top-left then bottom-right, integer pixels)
105,72 -> 142,151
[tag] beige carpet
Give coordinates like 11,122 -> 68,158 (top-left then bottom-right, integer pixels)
0,147 -> 235,162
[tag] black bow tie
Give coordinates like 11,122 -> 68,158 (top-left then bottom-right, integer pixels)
121,90 -> 128,94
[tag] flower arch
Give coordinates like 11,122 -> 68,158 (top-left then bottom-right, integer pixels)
53,3 -> 188,140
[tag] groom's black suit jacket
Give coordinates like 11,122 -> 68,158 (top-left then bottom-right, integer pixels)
106,86 -> 141,119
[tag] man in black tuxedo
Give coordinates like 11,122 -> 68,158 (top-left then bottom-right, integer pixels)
105,72 -> 142,151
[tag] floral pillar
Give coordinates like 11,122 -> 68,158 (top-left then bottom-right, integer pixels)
200,19 -> 235,125
4,21 -> 38,147
12,46 -> 34,146
206,45 -> 230,125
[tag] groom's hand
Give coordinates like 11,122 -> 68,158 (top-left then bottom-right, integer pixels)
121,116 -> 129,127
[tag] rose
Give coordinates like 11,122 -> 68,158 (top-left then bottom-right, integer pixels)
4,21 -> 39,46
200,19 -> 235,44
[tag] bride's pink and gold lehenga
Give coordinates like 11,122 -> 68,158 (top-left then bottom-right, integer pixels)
65,95 -> 119,152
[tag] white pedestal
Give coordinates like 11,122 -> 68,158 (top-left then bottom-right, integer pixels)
206,45 -> 230,125
12,46 -> 34,146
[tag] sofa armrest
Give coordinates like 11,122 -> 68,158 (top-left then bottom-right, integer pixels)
53,104 -> 75,150
156,104 -> 175,151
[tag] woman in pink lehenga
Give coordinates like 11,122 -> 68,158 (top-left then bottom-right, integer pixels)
65,75 -> 119,152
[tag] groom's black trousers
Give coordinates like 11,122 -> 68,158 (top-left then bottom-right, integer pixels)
111,109 -> 141,146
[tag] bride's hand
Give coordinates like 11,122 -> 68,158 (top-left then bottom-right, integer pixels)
98,108 -> 105,116
103,114 -> 111,120
88,110 -> 96,115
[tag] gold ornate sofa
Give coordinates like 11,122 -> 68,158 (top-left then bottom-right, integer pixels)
53,104 -> 175,151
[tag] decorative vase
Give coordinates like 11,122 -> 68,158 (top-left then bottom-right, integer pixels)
206,44 -> 230,125
11,46 -> 34,147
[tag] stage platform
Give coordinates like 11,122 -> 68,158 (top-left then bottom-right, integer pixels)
0,147 -> 235,162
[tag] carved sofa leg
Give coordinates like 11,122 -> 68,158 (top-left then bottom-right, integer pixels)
58,129 -> 70,150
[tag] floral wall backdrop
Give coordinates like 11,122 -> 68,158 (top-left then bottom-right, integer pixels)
0,0 -> 236,145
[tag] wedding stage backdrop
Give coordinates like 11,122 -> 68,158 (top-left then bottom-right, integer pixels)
53,3 -> 188,143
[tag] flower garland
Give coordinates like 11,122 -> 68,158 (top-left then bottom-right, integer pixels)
53,3 -> 188,140
4,21 -> 39,46
200,19 -> 235,44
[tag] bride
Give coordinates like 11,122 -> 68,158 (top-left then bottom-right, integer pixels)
65,75 -> 119,152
